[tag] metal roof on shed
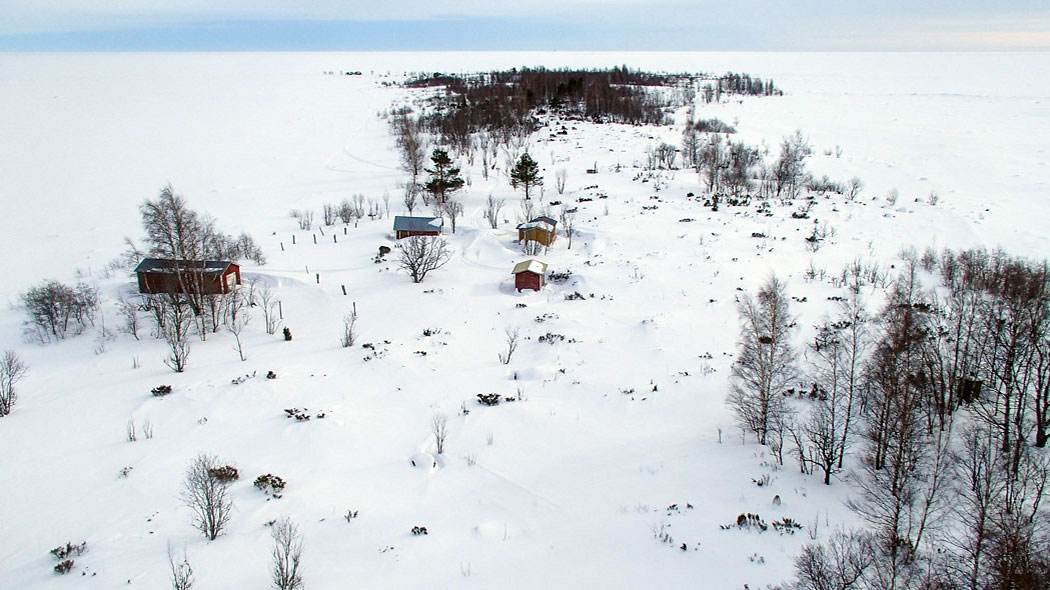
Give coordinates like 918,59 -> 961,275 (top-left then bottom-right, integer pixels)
393,216 -> 443,232
134,258 -> 235,274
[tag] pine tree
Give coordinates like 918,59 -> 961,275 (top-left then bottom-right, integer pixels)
423,149 -> 464,205
510,153 -> 543,201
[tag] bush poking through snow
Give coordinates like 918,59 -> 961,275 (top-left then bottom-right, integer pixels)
284,408 -> 311,421
411,526 -> 429,535
152,385 -> 173,397
21,280 -> 99,343
50,541 -> 86,575
477,393 -> 501,406
771,517 -> 803,534
720,513 -> 799,535
722,513 -> 769,532
254,474 -> 286,498
50,541 -> 88,560
207,465 -> 239,483
538,332 -> 567,345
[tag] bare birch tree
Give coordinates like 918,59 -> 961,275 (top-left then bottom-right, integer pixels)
442,200 -> 464,234
167,542 -> 194,590
0,350 -> 28,417
484,194 -> 504,229
555,169 -> 568,194
180,453 -> 233,540
395,236 -> 451,283
560,208 -> 577,250
341,307 -> 358,348
728,275 -> 798,445
271,517 -> 304,590
498,327 -> 520,365
432,413 -> 448,455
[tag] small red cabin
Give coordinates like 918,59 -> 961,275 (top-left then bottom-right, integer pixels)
512,259 -> 547,292
135,258 -> 241,295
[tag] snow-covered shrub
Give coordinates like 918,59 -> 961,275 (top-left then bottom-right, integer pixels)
50,541 -> 87,560
723,513 -> 768,532
254,474 -> 286,498
477,393 -> 501,406
538,332 -> 566,345
284,408 -> 311,421
771,517 -> 802,534
151,384 -> 173,397
548,271 -> 572,284
21,280 -> 98,343
885,188 -> 899,206
53,560 -> 74,574
411,526 -> 428,535
207,465 -> 239,483
289,209 -> 313,230
693,118 -> 736,134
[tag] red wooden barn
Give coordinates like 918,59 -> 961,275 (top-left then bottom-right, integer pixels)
512,259 -> 547,292
134,258 -> 241,295
393,216 -> 443,239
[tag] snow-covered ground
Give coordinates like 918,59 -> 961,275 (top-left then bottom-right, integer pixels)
0,51 -> 1047,588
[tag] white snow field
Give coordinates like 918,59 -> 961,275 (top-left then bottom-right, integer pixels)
0,51 -> 1047,588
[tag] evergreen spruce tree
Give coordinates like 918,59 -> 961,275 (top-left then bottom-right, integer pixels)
423,149 -> 464,205
510,153 -> 543,201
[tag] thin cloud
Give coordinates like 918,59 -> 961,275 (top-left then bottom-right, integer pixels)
1,0 -> 1047,50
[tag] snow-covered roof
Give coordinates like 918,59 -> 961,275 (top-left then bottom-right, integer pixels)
134,258 -> 235,274
516,217 -> 556,233
512,259 -> 548,275
393,216 -> 443,232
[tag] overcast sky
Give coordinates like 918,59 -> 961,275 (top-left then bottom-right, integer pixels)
1,0 -> 1047,51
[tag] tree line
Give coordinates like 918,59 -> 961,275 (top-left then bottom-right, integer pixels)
733,247 -> 1050,589
402,66 -> 778,152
